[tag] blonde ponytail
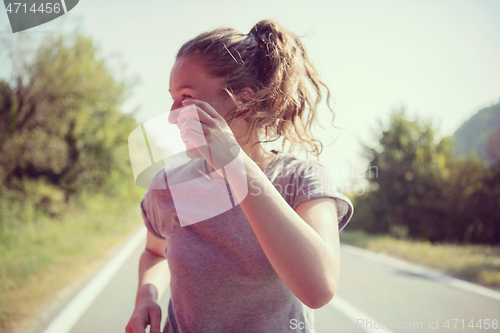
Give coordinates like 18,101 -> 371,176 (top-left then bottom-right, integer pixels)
177,19 -> 335,158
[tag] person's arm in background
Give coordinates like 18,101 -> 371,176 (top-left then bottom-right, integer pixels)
126,231 -> 170,333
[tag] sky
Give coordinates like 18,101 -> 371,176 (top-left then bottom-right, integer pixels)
1,0 -> 500,189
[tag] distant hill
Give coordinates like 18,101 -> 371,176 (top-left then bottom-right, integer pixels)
453,100 -> 500,165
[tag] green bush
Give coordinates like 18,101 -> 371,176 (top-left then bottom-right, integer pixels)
354,108 -> 500,244
0,31 -> 138,229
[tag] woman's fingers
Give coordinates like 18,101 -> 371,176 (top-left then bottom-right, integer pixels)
181,127 -> 209,148
149,307 -> 163,333
179,118 -> 207,137
125,307 -> 162,333
177,103 -> 216,128
177,105 -> 201,128
182,99 -> 222,121
125,320 -> 146,333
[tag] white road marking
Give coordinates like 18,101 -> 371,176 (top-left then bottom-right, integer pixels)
41,231 -> 498,333
42,225 -> 147,333
341,243 -> 500,301
329,295 -> 394,333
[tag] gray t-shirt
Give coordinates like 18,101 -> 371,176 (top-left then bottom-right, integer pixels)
141,150 -> 353,333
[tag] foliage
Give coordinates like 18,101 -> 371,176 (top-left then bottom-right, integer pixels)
0,31 -> 144,331
453,100 -> 500,166
350,108 -> 500,244
487,127 -> 500,163
0,31 -> 138,226
0,192 -> 143,332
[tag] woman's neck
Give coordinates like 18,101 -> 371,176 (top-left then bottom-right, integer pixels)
206,142 -> 275,174
206,115 -> 276,173
237,134 -> 276,171
236,126 -> 277,171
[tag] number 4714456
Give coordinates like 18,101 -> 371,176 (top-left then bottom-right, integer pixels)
444,319 -> 498,330
5,2 -> 61,14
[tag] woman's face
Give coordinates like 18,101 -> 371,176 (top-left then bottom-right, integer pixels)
169,57 -> 236,123
168,56 -> 246,153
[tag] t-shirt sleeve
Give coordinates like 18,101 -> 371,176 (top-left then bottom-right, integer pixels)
141,197 -> 166,240
291,162 -> 354,231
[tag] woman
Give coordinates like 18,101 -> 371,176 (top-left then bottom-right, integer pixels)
125,19 -> 353,333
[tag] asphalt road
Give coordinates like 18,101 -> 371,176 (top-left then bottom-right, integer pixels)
39,228 -> 500,333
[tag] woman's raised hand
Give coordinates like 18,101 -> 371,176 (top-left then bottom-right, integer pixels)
178,99 -> 242,174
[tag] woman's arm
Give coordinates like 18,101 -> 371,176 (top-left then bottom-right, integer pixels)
126,231 -> 170,333
176,98 -> 340,309
235,154 -> 340,309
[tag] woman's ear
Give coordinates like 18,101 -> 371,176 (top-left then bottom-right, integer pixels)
238,87 -> 255,102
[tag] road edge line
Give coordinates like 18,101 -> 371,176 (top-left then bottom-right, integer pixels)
329,295 -> 394,333
340,243 -> 500,301
41,225 -> 147,333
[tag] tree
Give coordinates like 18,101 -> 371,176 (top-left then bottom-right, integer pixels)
352,108 -> 499,244
487,127 -> 500,164
0,31 -> 137,222
356,109 -> 448,240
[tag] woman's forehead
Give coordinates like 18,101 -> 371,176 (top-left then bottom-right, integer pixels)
169,57 -> 225,92
169,58 -> 201,89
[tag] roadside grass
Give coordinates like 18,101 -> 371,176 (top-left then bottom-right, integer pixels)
0,191 -> 144,333
340,230 -> 500,290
